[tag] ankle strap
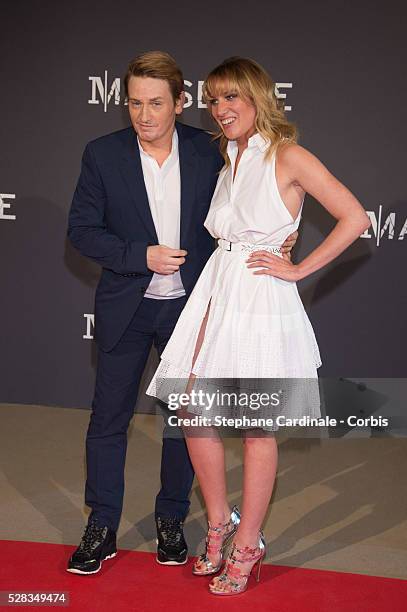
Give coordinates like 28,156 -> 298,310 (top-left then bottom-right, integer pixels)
207,519 -> 231,533
229,542 -> 264,563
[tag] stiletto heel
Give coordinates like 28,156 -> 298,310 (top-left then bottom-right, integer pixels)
255,554 -> 263,582
209,531 -> 266,595
192,506 -> 241,576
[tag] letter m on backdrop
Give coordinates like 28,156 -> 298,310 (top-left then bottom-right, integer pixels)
88,71 -> 121,112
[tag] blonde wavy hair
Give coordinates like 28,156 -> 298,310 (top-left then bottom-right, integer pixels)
203,56 -> 298,164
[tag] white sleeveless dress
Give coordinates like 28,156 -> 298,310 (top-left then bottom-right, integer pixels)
146,133 -> 322,429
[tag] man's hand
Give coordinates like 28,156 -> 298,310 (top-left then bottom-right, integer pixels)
147,245 -> 187,275
280,230 -> 299,260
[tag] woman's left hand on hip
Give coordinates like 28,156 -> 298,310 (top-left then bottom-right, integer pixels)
246,251 -> 303,282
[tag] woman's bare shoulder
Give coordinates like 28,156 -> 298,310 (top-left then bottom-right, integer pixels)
276,142 -> 328,181
277,142 -> 316,165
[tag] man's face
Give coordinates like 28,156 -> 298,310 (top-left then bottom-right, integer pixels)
127,76 -> 184,145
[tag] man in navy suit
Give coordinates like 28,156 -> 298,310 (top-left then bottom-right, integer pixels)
67,51 -> 295,574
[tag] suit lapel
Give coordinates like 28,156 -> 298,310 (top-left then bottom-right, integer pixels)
119,130 -> 158,243
177,122 -> 200,249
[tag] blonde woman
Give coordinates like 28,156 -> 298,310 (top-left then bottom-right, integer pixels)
147,56 -> 370,595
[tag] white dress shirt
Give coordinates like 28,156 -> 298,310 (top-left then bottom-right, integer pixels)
138,129 -> 186,299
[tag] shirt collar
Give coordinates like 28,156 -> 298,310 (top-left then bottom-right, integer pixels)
249,132 -> 270,152
137,127 -> 178,160
226,132 -> 270,158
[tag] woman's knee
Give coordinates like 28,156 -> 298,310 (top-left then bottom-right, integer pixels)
242,431 -> 277,449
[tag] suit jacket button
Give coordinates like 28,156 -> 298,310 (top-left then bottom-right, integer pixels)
140,287 -> 146,293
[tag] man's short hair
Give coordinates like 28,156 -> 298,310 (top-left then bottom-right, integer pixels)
124,51 -> 184,102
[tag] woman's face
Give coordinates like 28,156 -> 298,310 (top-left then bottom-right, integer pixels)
207,86 -> 257,146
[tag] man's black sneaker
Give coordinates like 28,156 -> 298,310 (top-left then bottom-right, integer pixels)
155,516 -> 188,565
67,519 -> 117,575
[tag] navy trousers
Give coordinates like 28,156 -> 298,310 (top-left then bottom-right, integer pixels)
85,296 -> 194,532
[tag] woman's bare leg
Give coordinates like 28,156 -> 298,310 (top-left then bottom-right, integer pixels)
235,432 -> 278,547
182,304 -> 231,567
209,431 -> 278,592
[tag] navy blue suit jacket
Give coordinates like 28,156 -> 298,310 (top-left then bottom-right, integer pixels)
68,121 -> 224,351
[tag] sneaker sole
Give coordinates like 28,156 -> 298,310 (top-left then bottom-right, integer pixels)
66,552 -> 117,575
155,538 -> 188,565
156,556 -> 188,566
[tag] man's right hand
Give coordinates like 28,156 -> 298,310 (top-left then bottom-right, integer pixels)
147,245 -> 187,275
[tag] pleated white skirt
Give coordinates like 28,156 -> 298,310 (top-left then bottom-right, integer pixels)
146,247 -> 322,431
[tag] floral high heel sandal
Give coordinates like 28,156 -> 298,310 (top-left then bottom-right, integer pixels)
209,531 -> 266,595
192,506 -> 241,576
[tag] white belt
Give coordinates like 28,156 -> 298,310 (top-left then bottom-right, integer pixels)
218,238 -> 281,255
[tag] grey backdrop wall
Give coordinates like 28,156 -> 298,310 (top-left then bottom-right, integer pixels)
1,0 -> 406,409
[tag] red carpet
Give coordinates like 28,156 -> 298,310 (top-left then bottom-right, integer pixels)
0,540 -> 405,611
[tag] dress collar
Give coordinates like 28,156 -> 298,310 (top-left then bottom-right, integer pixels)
226,132 -> 270,158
